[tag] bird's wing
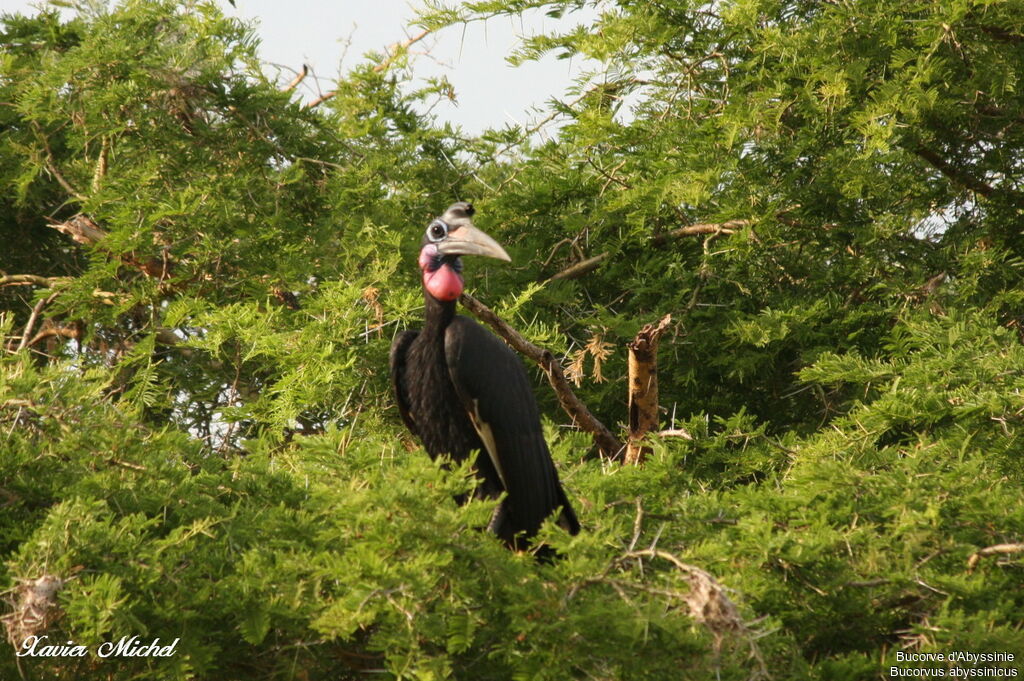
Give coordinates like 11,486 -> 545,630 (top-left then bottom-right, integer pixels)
390,329 -> 420,436
444,315 -> 579,541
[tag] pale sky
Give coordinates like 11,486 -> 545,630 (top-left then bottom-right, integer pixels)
2,0 -> 594,134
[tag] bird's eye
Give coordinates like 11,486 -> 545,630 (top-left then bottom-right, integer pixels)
427,220 -> 449,242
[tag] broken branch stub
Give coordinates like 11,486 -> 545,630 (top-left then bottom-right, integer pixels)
626,314 -> 672,465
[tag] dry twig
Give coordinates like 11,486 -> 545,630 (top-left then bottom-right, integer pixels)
282,64 -> 308,93
546,219 -> 750,282
15,292 -> 60,352
966,542 -> 1024,572
0,275 -> 66,289
651,219 -> 750,246
549,253 -> 609,281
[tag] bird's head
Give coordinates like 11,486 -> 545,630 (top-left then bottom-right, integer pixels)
418,202 -> 511,302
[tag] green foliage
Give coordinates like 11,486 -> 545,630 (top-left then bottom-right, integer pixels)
3,0 -> 1024,679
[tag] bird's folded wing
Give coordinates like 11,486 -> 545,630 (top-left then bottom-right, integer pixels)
444,316 -> 576,537
389,329 -> 420,436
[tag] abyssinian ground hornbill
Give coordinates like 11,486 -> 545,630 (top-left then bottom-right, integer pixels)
390,202 -> 580,549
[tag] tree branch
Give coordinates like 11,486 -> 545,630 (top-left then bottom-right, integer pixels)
91,136 -> 109,194
281,64 -> 308,93
967,542 -> 1024,572
33,121 -> 86,202
24,323 -> 81,349
652,219 -> 750,246
0,274 -> 67,288
306,91 -> 336,109
373,29 -> 431,73
911,145 -> 996,197
549,253 -> 609,281
15,292 -> 59,352
459,292 -> 624,460
546,219 -> 749,282
910,145 -> 1024,207
979,24 -> 1023,45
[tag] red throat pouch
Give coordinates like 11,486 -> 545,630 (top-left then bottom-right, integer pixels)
423,263 -> 463,301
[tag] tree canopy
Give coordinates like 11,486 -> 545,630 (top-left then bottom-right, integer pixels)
2,0 -> 1023,679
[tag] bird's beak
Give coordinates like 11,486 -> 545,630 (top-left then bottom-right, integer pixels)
437,223 -> 512,262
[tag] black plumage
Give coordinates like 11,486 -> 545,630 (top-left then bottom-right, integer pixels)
390,203 -> 580,548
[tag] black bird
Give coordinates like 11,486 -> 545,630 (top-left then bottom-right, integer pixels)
390,202 -> 580,549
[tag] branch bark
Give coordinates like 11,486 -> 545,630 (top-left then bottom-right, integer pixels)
24,322 -> 81,350
91,136 -> 109,193
306,91 -> 335,109
0,275 -> 67,288
651,219 -> 750,246
15,292 -> 59,352
966,542 -> 1024,572
625,314 -> 672,465
979,24 -> 1023,45
281,64 -> 308,93
459,292 -> 624,460
911,146 -> 996,198
373,29 -> 431,73
549,253 -> 609,281
910,145 -> 1024,207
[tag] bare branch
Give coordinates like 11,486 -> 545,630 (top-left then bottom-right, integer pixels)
967,542 -> 1024,572
652,219 -> 750,246
373,29 -> 432,73
627,497 -> 645,552
911,146 -> 996,197
15,292 -> 59,352
32,121 -> 86,202
843,578 -> 890,588
910,145 -> 1024,207
459,292 -> 624,460
47,215 -> 173,281
281,64 -> 308,93
545,219 -> 751,283
44,157 -> 86,202
549,253 -> 609,281
0,275 -> 66,288
499,91 -> 591,158
23,322 -> 80,351
306,91 -> 335,109
541,237 -> 586,269
623,549 -> 767,674
979,24 -> 1023,45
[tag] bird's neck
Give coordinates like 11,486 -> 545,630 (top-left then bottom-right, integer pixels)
422,291 -> 457,335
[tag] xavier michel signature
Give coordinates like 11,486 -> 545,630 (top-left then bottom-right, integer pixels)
16,635 -> 180,658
